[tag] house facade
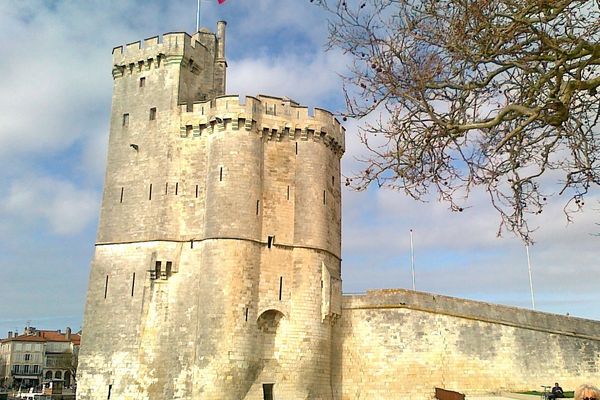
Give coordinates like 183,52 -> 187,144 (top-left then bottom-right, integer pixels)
0,327 -> 80,389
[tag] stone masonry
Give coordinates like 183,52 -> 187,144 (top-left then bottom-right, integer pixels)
77,22 -> 600,400
77,22 -> 343,400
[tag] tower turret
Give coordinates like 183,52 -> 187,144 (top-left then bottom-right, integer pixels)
78,22 -> 344,400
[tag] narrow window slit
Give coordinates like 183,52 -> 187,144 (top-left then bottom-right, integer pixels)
287,185 -> 290,200
120,187 -> 124,203
166,261 -> 172,278
149,107 -> 156,120
107,384 -> 112,399
295,142 -> 298,155
256,200 -> 260,215
332,176 -> 335,185
190,240 -> 194,249
131,273 -> 136,297
219,167 -> 223,182
278,277 -> 283,301
139,77 -> 145,87
149,184 -> 153,200
175,182 -> 179,195
245,307 -> 249,322
323,190 -> 326,204
195,184 -> 199,198
104,275 -> 109,299
267,236 -> 274,249
122,113 -> 129,127
165,182 -> 168,195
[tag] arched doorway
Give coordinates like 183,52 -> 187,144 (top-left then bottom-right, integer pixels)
256,309 -> 286,399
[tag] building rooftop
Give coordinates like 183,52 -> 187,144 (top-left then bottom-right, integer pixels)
1,328 -> 81,346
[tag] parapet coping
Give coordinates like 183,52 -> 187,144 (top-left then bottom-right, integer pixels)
342,289 -> 600,341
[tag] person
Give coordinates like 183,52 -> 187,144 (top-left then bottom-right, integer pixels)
548,383 -> 565,399
575,384 -> 600,400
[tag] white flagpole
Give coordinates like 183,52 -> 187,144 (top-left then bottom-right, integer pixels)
196,0 -> 201,32
410,229 -> 416,290
526,244 -> 536,310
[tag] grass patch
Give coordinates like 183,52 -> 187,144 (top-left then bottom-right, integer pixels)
515,391 -> 574,398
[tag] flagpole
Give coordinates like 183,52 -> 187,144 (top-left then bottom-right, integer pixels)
196,0 -> 201,32
410,229 -> 416,291
526,244 -> 536,310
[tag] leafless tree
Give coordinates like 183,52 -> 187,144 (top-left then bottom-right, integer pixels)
315,0 -> 600,241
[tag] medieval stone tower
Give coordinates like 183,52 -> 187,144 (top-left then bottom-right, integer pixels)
77,22 -> 345,400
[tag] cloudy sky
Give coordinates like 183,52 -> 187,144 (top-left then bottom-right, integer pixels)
0,0 -> 598,337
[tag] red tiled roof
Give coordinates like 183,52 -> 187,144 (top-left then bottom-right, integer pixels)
1,334 -> 46,343
2,330 -> 81,345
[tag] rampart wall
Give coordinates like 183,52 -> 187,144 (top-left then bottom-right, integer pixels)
333,289 -> 600,399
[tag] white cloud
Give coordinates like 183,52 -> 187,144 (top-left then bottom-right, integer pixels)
3,175 -> 99,235
227,50 -> 348,106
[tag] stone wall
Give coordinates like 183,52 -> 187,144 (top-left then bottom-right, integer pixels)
333,289 -> 600,399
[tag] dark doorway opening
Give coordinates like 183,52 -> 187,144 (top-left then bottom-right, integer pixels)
262,383 -> 274,400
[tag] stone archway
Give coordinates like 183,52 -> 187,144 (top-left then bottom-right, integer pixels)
256,309 -> 285,361
256,309 -> 285,362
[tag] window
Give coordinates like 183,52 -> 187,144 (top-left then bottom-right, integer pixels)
186,125 -> 193,136
139,77 -> 146,87
154,261 -> 161,280
32,365 -> 39,374
267,236 -> 274,249
24,353 -> 31,361
263,383 -> 274,400
149,107 -> 156,120
122,113 -> 129,127
13,365 -> 20,374
23,365 -> 29,374
166,261 -> 172,278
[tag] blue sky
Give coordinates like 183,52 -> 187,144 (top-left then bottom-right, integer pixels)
0,0 -> 599,337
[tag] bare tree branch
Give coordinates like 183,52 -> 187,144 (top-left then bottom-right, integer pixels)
316,0 -> 600,241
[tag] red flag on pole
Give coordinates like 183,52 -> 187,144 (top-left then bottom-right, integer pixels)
218,0 -> 226,4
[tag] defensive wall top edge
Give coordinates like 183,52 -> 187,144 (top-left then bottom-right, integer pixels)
343,288 -> 600,340
112,31 -> 216,66
180,94 -> 346,152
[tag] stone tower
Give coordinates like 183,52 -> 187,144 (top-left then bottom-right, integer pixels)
77,22 -> 345,400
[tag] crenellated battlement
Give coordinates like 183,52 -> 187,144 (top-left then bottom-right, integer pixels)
178,94 -> 345,154
112,29 -> 220,79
